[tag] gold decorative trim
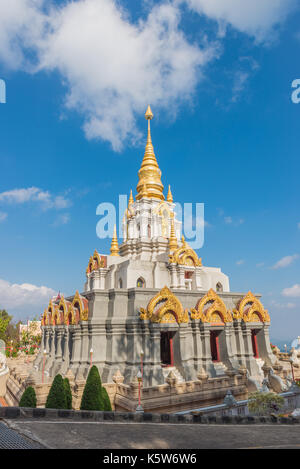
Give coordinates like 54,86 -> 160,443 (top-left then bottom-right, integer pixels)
191,289 -> 232,323
140,286 -> 188,324
110,225 -> 119,256
86,250 -> 106,273
58,295 -> 67,314
52,308 -> 62,325
233,291 -> 270,323
42,309 -> 49,326
65,304 -> 76,325
169,218 -> 178,251
169,235 -> 202,267
47,299 -> 54,314
72,291 -> 89,322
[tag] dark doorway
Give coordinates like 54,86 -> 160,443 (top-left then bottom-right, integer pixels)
210,330 -> 220,362
251,330 -> 259,358
160,332 -> 174,367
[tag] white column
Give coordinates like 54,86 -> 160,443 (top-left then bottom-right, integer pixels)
169,264 -> 177,288
195,267 -> 203,290
177,266 -> 185,289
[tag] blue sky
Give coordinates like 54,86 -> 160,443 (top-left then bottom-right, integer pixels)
0,0 -> 299,343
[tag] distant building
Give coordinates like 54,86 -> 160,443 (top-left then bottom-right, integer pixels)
19,320 -> 42,341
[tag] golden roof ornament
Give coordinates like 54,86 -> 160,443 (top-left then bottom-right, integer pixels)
169,219 -> 178,251
128,189 -> 134,207
136,105 -> 165,201
167,185 -> 173,203
110,225 -> 119,256
169,235 -> 202,267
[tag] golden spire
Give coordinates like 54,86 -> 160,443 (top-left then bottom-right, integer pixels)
128,189 -> 134,207
169,219 -> 178,251
167,185 -> 173,203
136,105 -> 164,201
110,225 -> 119,256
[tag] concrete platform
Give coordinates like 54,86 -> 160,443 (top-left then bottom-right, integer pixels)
4,419 -> 300,449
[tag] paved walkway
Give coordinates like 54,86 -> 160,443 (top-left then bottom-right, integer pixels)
0,422 -> 42,449
4,420 -> 300,449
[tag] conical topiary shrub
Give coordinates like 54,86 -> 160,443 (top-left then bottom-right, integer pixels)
101,386 -> 112,411
45,374 -> 67,409
19,386 -> 37,408
80,366 -> 103,411
63,377 -> 72,410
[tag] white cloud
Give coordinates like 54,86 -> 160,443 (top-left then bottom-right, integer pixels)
0,0 -> 217,151
223,215 -> 244,226
51,213 -> 70,226
0,212 -> 7,222
231,57 -> 259,103
0,0 -> 46,69
236,259 -> 244,265
271,254 -> 299,270
282,284 -> 300,298
269,299 -> 297,309
184,0 -> 297,42
0,187 -> 70,210
0,0 -> 295,150
0,278 -> 56,317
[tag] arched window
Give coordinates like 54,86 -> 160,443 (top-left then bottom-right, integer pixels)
216,282 -> 223,292
147,224 -> 151,238
118,278 -> 123,288
137,277 -> 146,288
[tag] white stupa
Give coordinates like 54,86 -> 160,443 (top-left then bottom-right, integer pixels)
291,336 -> 300,350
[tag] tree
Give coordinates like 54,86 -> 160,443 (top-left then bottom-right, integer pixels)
63,377 -> 72,410
80,366 -> 104,411
248,392 -> 284,416
19,386 -> 37,408
101,386 -> 112,411
0,310 -> 11,343
45,374 -> 67,409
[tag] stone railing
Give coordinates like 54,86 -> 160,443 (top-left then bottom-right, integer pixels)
114,372 -> 248,413
1,406 -> 300,425
176,387 -> 300,418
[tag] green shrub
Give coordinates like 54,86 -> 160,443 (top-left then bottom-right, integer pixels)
80,366 -> 113,411
19,386 -> 37,408
101,386 -> 112,411
63,377 -> 72,410
80,366 -> 103,411
248,392 -> 284,416
45,374 -> 67,409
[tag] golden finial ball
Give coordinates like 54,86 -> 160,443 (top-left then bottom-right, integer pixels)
145,105 -> 153,120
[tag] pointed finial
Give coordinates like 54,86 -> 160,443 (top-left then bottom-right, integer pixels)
136,105 -> 164,201
167,185 -> 173,203
110,225 -> 119,256
181,234 -> 186,246
169,219 -> 178,251
128,190 -> 134,207
145,105 -> 153,120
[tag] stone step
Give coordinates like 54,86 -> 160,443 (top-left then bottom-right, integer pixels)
162,366 -> 185,383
